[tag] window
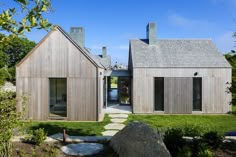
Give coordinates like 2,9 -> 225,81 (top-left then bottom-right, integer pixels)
193,77 -> 202,111
154,77 -> 164,111
49,78 -> 67,117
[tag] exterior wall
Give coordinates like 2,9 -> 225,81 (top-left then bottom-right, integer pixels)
16,29 -> 100,121
132,68 -> 231,114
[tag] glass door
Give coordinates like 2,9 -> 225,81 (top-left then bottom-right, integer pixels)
49,78 -> 67,117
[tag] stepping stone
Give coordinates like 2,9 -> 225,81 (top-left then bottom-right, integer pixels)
109,114 -> 128,118
104,123 -> 125,130
111,118 -> 127,123
102,130 -> 119,136
61,143 -> 104,156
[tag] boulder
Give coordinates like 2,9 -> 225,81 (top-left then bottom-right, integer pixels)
110,122 -> 171,157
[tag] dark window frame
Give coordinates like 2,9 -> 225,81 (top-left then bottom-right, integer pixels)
49,78 -> 67,118
193,77 -> 202,111
154,77 -> 164,111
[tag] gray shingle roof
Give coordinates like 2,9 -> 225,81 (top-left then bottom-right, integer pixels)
130,39 -> 231,68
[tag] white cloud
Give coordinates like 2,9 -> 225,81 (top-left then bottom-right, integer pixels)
168,13 -> 211,29
214,31 -> 235,53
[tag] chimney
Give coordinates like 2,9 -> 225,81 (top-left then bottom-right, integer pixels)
102,46 -> 107,58
69,27 -> 85,47
146,22 -> 156,45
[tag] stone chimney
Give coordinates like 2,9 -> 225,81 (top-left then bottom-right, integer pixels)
146,22 -> 156,45
69,27 -> 85,47
102,46 -> 107,58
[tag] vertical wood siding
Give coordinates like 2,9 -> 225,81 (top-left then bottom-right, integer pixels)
16,29 -> 100,121
164,77 -> 192,113
132,68 -> 231,114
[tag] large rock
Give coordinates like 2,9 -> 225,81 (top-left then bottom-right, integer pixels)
110,122 -> 171,157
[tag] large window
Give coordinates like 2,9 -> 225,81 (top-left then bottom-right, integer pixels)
193,77 -> 202,111
49,78 -> 67,117
154,77 -> 164,111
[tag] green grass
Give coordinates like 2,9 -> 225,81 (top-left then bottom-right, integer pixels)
111,83 -> 117,88
127,114 -> 236,135
26,114 -> 110,136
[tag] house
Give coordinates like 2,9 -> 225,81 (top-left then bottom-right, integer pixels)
16,23 -> 232,121
129,23 -> 232,114
16,26 -> 109,121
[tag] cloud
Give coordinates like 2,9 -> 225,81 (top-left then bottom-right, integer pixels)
168,13 -> 211,29
214,31 -> 235,53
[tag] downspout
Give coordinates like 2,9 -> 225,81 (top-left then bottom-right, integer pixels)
96,67 -> 98,121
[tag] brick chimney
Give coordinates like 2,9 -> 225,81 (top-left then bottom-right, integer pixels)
69,27 -> 85,47
146,22 -> 156,45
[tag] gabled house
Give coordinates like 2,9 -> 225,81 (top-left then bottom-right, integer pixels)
16,26 -> 107,121
16,23 -> 232,121
129,23 -> 232,114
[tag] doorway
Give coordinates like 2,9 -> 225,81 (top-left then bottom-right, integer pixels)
49,78 -> 67,117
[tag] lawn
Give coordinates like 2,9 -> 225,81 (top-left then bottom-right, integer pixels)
26,114 -> 110,136
127,113 -> 236,135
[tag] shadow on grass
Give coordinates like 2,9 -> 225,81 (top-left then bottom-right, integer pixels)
29,123 -> 97,136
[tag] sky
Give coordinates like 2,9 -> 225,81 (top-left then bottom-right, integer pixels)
23,0 -> 236,65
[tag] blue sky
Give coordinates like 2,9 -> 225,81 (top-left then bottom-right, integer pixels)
24,0 -> 236,65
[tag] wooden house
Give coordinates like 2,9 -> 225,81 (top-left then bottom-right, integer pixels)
128,23 -> 232,114
16,26 -> 106,121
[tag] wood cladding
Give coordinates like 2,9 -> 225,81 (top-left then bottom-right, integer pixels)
16,28 -> 101,121
132,68 -> 231,114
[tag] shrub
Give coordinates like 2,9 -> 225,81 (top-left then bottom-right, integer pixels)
28,128 -> 47,146
164,128 -> 185,156
191,138 -> 209,157
0,91 -> 27,157
202,131 -> 223,149
183,125 -> 203,137
197,148 -> 213,157
177,146 -> 192,157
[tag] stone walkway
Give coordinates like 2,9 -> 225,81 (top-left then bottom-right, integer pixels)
102,113 -> 129,136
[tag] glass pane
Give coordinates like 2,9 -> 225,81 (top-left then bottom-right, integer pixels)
119,77 -> 130,105
154,77 -> 164,111
49,78 -> 67,117
193,78 -> 202,111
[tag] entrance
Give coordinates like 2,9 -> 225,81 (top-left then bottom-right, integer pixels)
49,78 -> 67,117
104,70 -> 131,107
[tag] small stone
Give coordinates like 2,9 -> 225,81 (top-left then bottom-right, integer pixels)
104,123 -> 125,130
111,118 -> 127,123
109,114 -> 128,118
102,130 -> 119,136
61,143 -> 104,156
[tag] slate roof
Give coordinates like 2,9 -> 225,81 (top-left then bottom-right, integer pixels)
94,55 -> 111,69
130,39 -> 231,68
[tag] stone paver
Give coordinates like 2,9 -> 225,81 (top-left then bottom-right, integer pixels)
102,130 -> 119,136
111,118 -> 127,123
109,114 -> 128,118
104,123 -> 125,130
61,143 -> 104,156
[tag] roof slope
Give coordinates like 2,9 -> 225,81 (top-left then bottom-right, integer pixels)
17,26 -> 104,68
130,39 -> 231,68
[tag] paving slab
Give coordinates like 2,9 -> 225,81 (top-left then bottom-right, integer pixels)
61,143 -> 104,156
111,118 -> 127,123
102,130 -> 119,136
104,123 -> 125,130
109,114 -> 128,118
